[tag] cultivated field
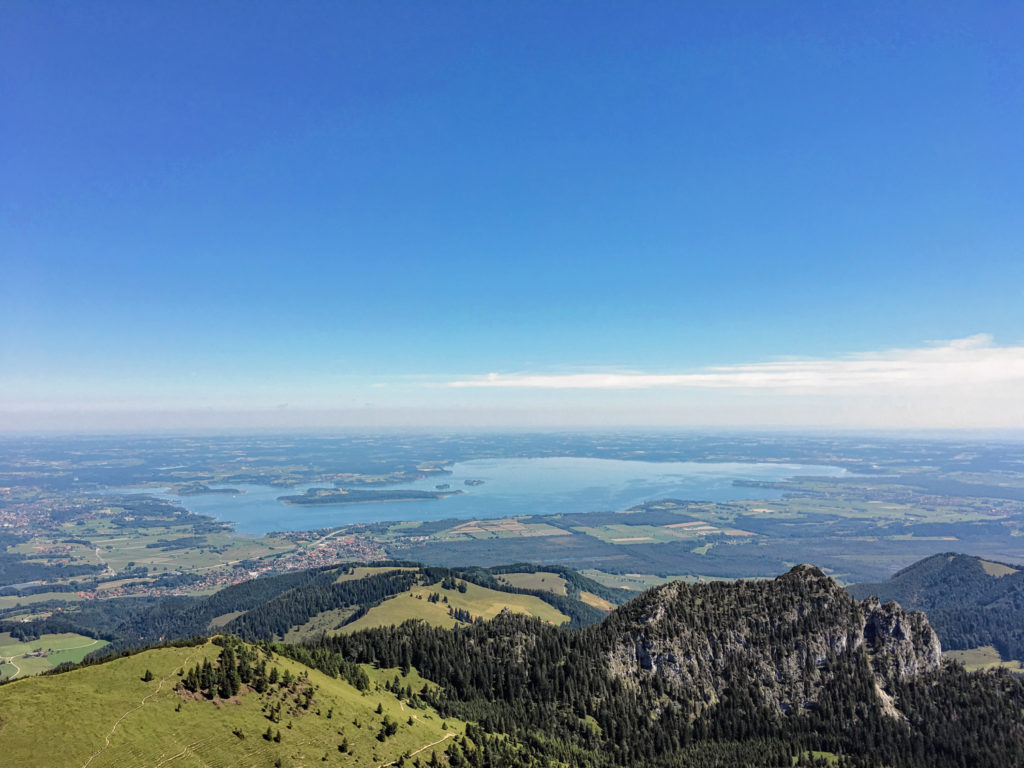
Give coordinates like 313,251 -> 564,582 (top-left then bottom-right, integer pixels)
0,631 -> 108,680
0,590 -> 84,612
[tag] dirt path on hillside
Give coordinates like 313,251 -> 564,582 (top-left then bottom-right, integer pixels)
151,735 -> 216,767
3,657 -> 21,679
377,732 -> 456,768
80,652 -> 199,768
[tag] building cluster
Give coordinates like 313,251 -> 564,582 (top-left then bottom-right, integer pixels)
71,533 -> 386,602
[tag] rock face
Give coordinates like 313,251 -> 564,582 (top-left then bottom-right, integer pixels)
603,564 -> 941,718
862,595 -> 942,682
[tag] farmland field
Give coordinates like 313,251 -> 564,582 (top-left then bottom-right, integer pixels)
0,631 -> 108,680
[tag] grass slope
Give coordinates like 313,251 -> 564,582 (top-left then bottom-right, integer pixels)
944,645 -> 1024,673
578,591 -> 615,611
342,579 -> 569,633
335,566 -> 418,583
0,640 -> 466,768
283,606 -> 357,642
495,571 -> 568,595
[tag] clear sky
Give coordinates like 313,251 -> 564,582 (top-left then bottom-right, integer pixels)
2,2 -> 1023,432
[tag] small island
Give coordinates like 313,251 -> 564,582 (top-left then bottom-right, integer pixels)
278,487 -> 463,506
169,482 -> 243,496
464,479 -> 485,486
436,483 -> 451,490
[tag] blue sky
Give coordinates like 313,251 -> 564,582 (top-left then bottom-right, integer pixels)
2,2 -> 1023,430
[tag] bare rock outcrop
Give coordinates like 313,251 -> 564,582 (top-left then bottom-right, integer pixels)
603,564 -> 941,719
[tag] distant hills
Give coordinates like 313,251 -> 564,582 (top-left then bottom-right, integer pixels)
848,552 -> 1024,661
0,562 -> 626,654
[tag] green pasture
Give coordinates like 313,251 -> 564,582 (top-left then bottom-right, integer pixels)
56,518 -> 293,574
283,606 -> 358,642
335,565 -> 417,582
0,640 -> 468,768
341,579 -> 568,634
0,631 -> 108,680
0,590 -> 84,611
495,571 -> 569,595
944,645 -> 1024,673
580,570 -> 687,592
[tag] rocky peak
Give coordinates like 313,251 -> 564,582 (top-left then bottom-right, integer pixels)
862,595 -> 942,682
603,565 -> 941,719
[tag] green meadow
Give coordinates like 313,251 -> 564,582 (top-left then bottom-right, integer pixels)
341,579 -> 568,634
944,645 -> 1024,673
495,570 -> 569,595
0,640 -> 467,768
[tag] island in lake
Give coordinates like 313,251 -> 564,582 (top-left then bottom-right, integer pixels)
170,482 -> 243,496
278,487 -> 463,506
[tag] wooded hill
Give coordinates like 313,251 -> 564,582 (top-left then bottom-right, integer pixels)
848,552 -> 1024,661
0,561 -> 626,652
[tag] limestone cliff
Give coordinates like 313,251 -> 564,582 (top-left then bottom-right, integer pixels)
602,564 -> 941,718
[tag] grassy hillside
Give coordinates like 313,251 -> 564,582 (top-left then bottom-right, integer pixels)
0,639 -> 466,768
495,571 -> 569,595
1,562 -> 614,652
335,565 -> 419,582
578,591 -> 615,611
341,579 -> 568,633
944,645 -> 1024,673
496,571 -> 617,611
283,606 -> 357,642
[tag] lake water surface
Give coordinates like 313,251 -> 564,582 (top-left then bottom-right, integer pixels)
113,457 -> 845,535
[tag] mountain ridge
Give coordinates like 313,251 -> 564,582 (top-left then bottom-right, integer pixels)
274,563 -> 1024,766
3,561 -> 1024,766
603,564 -> 941,719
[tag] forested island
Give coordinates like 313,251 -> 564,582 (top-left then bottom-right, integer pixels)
169,482 -> 243,496
278,487 -> 462,506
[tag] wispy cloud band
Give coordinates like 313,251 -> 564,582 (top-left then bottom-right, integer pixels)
448,335 -> 1024,391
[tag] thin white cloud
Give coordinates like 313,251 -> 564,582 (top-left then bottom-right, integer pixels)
448,334 -> 1024,391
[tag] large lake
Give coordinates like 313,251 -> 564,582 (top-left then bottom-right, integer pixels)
113,457 -> 845,535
